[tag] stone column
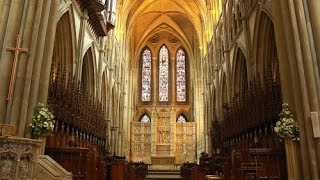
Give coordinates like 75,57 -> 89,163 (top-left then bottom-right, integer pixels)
170,55 -> 175,105
110,126 -> 116,154
0,1 -> 59,137
152,57 -> 157,104
106,118 -> 111,151
170,109 -> 176,156
292,1 -> 320,178
306,0 -> 320,69
118,130 -> 123,156
151,109 -> 157,156
272,0 -> 320,179
75,11 -> 89,82
96,38 -> 105,101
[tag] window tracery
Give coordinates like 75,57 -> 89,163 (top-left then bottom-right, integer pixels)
159,45 -> 169,102
141,48 -> 152,101
176,48 -> 186,102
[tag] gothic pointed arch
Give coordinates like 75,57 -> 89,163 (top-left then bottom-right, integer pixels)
140,114 -> 151,123
158,44 -> 170,102
254,10 -> 279,83
51,11 -> 75,83
81,48 -> 95,95
177,114 -> 187,123
232,48 -> 248,98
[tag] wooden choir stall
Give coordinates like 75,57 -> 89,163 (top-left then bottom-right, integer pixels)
182,72 -> 288,180
105,155 -> 148,180
46,63 -> 107,180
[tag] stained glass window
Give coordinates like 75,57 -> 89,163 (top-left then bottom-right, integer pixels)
176,48 -> 186,101
141,48 -> 152,101
141,114 -> 151,123
159,45 -> 169,101
177,115 -> 187,123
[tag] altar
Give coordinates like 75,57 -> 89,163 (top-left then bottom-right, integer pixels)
151,156 -> 175,165
131,110 -> 196,165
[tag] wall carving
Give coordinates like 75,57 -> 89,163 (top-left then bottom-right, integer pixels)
0,137 -> 41,179
131,110 -> 196,164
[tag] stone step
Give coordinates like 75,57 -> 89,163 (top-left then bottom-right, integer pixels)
145,169 -> 182,180
148,171 -> 180,175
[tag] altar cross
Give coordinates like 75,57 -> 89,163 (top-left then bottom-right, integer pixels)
5,34 -> 29,100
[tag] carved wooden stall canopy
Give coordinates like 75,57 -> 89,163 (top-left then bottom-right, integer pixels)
46,61 -> 107,180
207,68 -> 285,179
219,73 -> 282,154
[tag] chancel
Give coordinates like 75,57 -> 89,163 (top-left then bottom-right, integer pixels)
0,0 -> 320,180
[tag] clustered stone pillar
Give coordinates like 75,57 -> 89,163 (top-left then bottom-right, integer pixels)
0,0 -> 58,137
272,1 -> 320,179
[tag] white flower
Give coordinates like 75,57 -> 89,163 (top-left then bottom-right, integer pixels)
30,103 -> 55,137
274,103 -> 299,141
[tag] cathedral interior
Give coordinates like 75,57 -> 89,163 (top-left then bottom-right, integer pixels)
0,0 -> 320,179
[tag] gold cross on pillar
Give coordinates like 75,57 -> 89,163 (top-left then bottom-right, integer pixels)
5,34 -> 29,100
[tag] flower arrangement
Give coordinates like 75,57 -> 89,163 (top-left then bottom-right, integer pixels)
274,103 -> 300,141
29,103 -> 55,137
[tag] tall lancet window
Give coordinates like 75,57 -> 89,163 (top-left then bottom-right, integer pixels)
141,48 -> 152,101
159,45 -> 169,102
176,48 -> 186,102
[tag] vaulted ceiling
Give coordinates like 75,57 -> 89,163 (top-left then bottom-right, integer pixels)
118,0 -> 211,59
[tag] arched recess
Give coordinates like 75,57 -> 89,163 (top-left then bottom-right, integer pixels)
177,114 -> 187,122
81,48 -> 95,95
232,48 -> 248,98
254,10 -> 279,83
140,114 -> 151,123
51,11 -> 75,83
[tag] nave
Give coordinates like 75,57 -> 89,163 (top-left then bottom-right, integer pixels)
0,0 -> 320,179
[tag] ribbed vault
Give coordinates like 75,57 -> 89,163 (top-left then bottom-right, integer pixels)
119,0 -> 210,59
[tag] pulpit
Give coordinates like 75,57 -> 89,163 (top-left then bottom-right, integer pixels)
0,136 -> 42,179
